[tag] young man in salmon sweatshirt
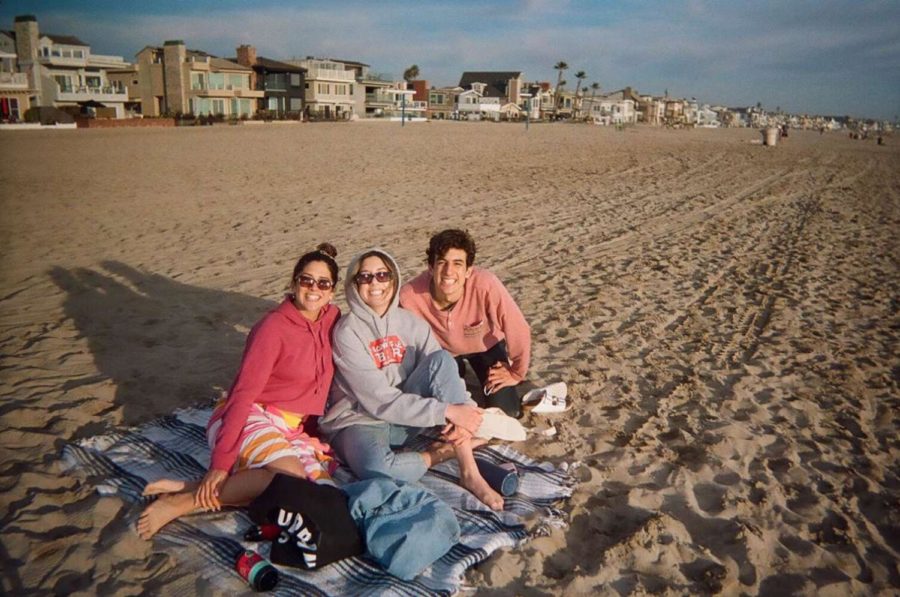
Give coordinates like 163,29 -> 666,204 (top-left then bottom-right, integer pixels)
399,229 -> 530,418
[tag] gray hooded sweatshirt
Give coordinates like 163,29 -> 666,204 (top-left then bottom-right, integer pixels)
319,249 -> 473,437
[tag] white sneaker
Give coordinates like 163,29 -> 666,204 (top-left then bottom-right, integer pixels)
522,382 -> 569,413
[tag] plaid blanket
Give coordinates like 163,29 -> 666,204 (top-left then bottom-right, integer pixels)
61,407 -> 574,596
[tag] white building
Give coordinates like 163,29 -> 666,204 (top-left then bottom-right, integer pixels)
455,88 -> 501,120
1,14 -> 131,118
582,92 -> 637,125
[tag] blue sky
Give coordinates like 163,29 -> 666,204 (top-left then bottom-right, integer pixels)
2,0 -> 898,119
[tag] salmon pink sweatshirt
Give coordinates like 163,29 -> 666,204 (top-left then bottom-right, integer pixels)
399,267 -> 530,381
209,299 -> 339,472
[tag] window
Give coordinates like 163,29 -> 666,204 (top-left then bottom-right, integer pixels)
231,98 -> 251,116
193,97 -> 211,115
290,73 -> 301,87
349,84 -> 354,95
209,73 -> 225,90
62,50 -> 72,58
265,73 -> 286,90
85,75 -> 101,88
212,98 -> 225,115
290,98 -> 302,111
53,75 -> 72,92
268,97 -> 279,110
191,72 -> 205,90
228,73 -> 245,89
73,49 -> 84,58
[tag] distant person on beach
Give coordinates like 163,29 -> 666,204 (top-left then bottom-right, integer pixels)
400,229 -> 530,419
137,244 -> 342,539
319,248 -> 504,510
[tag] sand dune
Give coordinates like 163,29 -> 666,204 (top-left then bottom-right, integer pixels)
1,123 -> 897,594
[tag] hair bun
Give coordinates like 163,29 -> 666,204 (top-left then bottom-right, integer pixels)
316,242 -> 337,258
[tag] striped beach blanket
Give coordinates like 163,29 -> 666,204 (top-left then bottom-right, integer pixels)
61,407 -> 574,596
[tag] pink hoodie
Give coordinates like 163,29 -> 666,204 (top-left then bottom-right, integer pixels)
399,267 -> 530,381
209,299 -> 339,472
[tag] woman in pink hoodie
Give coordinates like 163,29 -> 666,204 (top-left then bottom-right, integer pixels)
138,243 -> 341,539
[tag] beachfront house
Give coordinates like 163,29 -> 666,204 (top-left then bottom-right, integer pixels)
583,89 -> 638,125
455,88 -> 501,120
521,81 -> 553,119
637,95 -> 665,125
283,57 -> 360,120
427,85 -> 461,120
555,90 -> 575,119
1,14 -> 130,119
458,71 -> 523,105
686,100 -> 720,127
133,42 -> 262,118
0,23 -> 32,121
359,73 -> 393,117
231,45 -> 306,118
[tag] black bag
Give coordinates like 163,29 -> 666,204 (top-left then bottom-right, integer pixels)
248,474 -> 364,570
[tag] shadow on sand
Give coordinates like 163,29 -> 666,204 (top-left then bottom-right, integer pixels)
49,261 -> 276,430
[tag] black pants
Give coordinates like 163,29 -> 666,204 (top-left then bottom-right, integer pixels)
455,341 -> 521,418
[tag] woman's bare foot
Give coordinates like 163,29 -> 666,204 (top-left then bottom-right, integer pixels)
142,478 -> 198,496
137,492 -> 198,540
460,470 -> 504,511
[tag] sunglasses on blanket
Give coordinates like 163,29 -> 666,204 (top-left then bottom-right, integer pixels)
354,271 -> 393,285
296,274 -> 335,291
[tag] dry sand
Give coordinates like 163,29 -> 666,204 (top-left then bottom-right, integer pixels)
0,122 -> 897,595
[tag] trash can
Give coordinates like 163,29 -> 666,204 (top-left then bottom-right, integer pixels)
763,127 -> 779,146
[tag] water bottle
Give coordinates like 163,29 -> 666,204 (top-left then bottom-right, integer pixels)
475,459 -> 519,496
235,549 -> 279,592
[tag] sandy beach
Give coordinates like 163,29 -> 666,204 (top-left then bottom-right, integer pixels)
0,122 -> 897,595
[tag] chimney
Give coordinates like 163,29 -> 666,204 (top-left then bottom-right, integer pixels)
236,45 -> 257,67
163,40 -> 187,115
14,15 -> 43,103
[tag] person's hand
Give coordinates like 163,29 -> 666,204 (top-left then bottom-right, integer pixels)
195,468 -> 228,511
485,362 -> 518,395
441,423 -> 474,446
445,404 -> 483,435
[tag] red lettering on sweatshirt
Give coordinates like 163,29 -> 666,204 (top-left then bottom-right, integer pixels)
369,336 -> 406,368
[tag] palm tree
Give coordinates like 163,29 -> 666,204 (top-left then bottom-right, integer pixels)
553,61 -> 568,118
403,64 -> 420,83
588,82 -> 600,120
573,70 -> 586,119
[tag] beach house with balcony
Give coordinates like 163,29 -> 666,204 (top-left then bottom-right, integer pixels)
283,57 -> 359,119
458,71 -> 524,107
134,41 -> 263,118
427,86 -> 461,120
1,15 -> 130,119
230,45 -> 305,117
0,28 -> 32,121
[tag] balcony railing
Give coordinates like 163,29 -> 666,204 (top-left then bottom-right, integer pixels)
55,85 -> 128,102
0,72 -> 29,88
306,68 -> 355,82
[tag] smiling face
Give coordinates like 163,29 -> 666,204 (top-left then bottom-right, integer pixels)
356,255 -> 395,317
291,260 -> 335,320
429,247 -> 472,306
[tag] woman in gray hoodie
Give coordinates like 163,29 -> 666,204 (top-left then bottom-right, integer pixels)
319,248 -> 504,511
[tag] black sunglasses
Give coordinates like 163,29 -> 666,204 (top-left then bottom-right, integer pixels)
296,274 -> 334,291
354,271 -> 393,285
